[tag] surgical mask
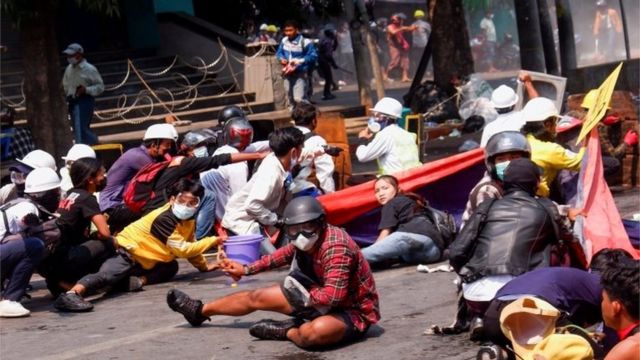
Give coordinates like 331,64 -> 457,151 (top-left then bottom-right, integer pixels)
171,203 -> 197,220
292,232 -> 319,251
367,117 -> 382,133
495,161 -> 510,181
193,146 -> 208,158
10,171 -> 25,185
67,57 -> 79,65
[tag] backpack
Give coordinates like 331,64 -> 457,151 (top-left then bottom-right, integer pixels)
423,204 -> 458,249
0,199 -> 62,257
123,156 -> 183,213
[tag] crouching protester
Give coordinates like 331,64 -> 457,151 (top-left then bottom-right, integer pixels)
448,158 -> 574,341
0,168 -> 61,317
53,179 -> 223,312
167,196 -> 380,349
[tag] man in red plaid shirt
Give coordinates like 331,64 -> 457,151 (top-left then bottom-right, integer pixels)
167,196 -> 380,348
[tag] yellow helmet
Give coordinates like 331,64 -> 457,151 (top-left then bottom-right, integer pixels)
414,9 -> 425,18
267,25 -> 277,33
581,89 -> 611,110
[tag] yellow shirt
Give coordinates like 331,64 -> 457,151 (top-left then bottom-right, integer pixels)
527,134 -> 585,197
116,203 -> 219,270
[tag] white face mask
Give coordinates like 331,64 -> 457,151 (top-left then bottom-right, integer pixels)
67,57 -> 79,65
171,203 -> 197,220
292,232 -> 319,251
193,146 -> 208,158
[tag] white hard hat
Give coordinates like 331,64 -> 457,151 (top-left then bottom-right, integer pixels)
490,85 -> 518,109
370,97 -> 403,119
143,123 -> 178,141
24,167 -> 61,193
62,144 -> 96,161
17,149 -> 57,171
522,97 -> 559,123
259,23 -> 268,31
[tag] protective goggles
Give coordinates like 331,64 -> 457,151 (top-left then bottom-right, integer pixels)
175,192 -> 201,208
285,220 -> 322,238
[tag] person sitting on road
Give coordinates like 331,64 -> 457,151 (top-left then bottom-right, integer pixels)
53,179 -> 224,313
449,158 -> 573,341
222,127 -> 305,255
460,131 -> 531,229
356,97 -> 421,175
59,144 -> 96,196
166,196 -> 380,349
292,102 -> 336,194
100,123 -> 178,232
361,175 -> 443,267
0,168 -> 61,318
521,97 -> 585,198
40,158 -> 115,296
600,256 -> 640,360
0,149 -> 57,205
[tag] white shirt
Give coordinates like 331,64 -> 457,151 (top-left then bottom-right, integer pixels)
480,110 -> 525,147
62,59 -> 105,98
0,201 -> 39,238
295,126 -> 335,194
356,124 -> 421,175
222,153 -> 287,235
479,17 -> 497,42
59,167 -> 74,196
0,183 -> 19,205
411,19 -> 431,48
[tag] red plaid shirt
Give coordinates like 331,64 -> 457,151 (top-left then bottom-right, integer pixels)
247,225 -> 380,331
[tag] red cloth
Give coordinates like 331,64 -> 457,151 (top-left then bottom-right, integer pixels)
578,129 -> 639,262
246,225 -> 380,331
319,148 -> 485,225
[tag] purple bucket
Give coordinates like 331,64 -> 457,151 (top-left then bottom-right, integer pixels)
223,235 -> 263,265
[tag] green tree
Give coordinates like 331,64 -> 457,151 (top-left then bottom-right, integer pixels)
2,0 -> 119,161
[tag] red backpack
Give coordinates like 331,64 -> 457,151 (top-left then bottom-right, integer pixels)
123,156 -> 183,213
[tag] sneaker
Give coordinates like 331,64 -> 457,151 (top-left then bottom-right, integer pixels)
249,318 -> 304,340
0,300 -> 30,317
53,292 -> 94,312
337,80 -> 346,86
166,289 -> 210,327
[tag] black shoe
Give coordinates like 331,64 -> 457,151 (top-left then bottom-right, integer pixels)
249,318 -> 304,340
469,317 -> 485,342
54,292 -> 94,312
321,94 -> 336,100
166,289 -> 210,327
126,276 -> 144,292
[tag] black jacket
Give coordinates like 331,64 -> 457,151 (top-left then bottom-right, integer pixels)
449,190 -> 561,283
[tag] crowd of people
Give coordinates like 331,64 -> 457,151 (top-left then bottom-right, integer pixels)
0,20 -> 639,360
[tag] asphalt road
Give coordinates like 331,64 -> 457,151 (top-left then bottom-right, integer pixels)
0,260 -> 479,360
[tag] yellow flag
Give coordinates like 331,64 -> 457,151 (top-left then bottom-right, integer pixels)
577,62 -> 623,143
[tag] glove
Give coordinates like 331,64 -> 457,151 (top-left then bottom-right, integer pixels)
623,130 -> 638,147
602,115 -> 620,126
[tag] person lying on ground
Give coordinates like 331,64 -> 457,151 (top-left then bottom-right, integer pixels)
361,175 -> 443,267
167,196 -> 380,349
53,179 -> 224,313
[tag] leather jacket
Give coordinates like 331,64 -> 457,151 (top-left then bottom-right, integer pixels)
449,190 -> 560,283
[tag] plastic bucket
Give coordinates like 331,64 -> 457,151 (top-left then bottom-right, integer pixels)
223,235 -> 263,265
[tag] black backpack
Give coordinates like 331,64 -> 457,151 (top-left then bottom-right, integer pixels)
0,198 -> 62,257
423,204 -> 457,249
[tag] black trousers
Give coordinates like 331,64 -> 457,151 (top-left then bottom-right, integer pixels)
106,205 -> 142,234
318,61 -> 334,97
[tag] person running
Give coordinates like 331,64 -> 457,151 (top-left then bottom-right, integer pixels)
356,97 -> 421,175
53,179 -> 223,312
40,158 -> 114,296
166,196 -> 380,349
361,175 -> 442,266
62,43 -> 104,145
384,14 -> 415,82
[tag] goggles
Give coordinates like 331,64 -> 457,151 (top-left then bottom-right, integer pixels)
175,192 -> 201,208
285,220 -> 322,239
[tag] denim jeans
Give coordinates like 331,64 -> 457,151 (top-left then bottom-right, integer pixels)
68,95 -> 98,145
0,237 -> 45,301
361,231 -> 441,264
283,73 -> 308,105
195,189 -> 216,240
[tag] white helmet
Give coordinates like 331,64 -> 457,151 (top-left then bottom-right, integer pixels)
370,97 -> 403,119
143,123 -> 178,141
17,149 -> 57,171
522,97 -> 559,123
62,144 -> 96,162
24,167 -> 61,193
259,23 -> 268,31
490,85 -> 518,109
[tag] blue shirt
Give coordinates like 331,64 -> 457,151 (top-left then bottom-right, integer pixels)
99,145 -> 154,210
276,34 -> 317,74
496,267 -> 602,327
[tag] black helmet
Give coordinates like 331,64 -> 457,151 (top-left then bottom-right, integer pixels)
218,105 -> 246,126
223,117 -> 254,150
181,130 -> 216,149
283,196 -> 326,226
485,131 -> 531,177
